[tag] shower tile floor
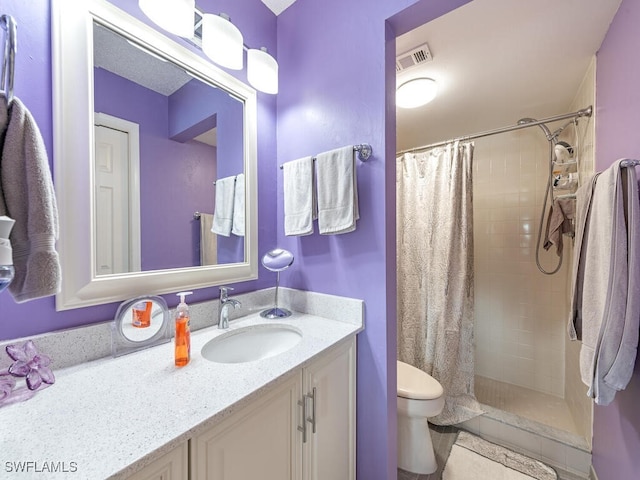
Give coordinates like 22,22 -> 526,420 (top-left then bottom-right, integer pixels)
475,376 -> 579,435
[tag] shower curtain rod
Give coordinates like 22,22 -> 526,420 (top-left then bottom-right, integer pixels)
396,106 -> 593,155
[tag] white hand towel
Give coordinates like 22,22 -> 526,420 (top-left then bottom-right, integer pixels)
0,95 -> 61,302
232,173 -> 245,237
199,213 -> 217,266
316,146 -> 359,234
211,176 -> 236,237
283,156 -> 315,236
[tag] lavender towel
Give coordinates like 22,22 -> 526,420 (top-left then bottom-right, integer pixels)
0,95 -> 61,302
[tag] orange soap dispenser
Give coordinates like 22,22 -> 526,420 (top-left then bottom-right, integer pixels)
174,291 -> 193,367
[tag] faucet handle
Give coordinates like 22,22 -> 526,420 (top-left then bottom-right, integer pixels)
219,285 -> 234,299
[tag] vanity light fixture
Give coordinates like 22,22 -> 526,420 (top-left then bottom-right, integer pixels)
201,13 -> 244,70
396,77 -> 438,109
138,0 -> 195,38
138,0 -> 279,94
247,47 -> 278,94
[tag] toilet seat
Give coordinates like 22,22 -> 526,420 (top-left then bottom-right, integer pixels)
397,361 -> 443,400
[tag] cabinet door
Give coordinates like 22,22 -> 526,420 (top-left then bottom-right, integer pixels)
126,442 -> 188,480
303,338 -> 356,480
191,373 -> 303,480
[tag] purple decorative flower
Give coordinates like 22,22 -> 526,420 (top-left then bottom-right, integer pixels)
6,341 -> 55,390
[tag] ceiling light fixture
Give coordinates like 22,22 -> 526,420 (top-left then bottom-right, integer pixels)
138,0 -> 279,94
396,77 -> 438,109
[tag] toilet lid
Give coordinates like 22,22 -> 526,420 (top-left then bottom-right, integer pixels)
397,361 -> 443,400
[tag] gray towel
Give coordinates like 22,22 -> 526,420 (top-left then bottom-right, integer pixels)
568,160 -> 640,405
0,95 -> 61,302
543,197 -> 576,255
568,174 -> 599,342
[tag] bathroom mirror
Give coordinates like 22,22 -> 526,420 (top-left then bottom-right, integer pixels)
111,295 -> 170,357
261,249 -> 294,319
52,0 -> 258,310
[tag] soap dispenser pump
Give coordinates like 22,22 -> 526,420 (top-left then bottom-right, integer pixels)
174,291 -> 193,367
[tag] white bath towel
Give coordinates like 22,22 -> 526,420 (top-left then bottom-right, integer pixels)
316,146 -> 359,234
211,176 -> 236,237
0,95 -> 61,302
199,213 -> 217,266
283,156 -> 315,236
231,173 -> 245,237
568,160 -> 640,405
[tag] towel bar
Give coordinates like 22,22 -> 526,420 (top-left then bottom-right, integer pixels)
279,143 -> 372,169
621,159 -> 640,168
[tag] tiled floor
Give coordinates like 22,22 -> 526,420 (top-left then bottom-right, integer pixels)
397,424 -> 459,480
475,376 -> 579,435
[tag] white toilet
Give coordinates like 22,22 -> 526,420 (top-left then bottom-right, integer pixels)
397,361 -> 445,474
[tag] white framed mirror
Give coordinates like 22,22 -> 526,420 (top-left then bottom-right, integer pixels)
51,0 -> 258,310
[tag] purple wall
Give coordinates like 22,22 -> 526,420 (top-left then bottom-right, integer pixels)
95,68 -> 218,271
0,0 -> 276,340
276,1 -> 470,478
592,0 -> 640,477
168,78 -> 245,264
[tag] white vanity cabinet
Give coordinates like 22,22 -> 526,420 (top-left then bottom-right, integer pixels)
191,338 -> 356,480
301,338 -> 356,480
191,373 -> 303,480
126,442 -> 188,480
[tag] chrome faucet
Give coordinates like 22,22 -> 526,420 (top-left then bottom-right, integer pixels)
218,286 -> 241,329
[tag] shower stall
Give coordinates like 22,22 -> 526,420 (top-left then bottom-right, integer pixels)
397,61 -> 596,478
468,68 -> 595,477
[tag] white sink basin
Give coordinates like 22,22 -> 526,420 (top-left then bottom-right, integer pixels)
201,324 -> 303,364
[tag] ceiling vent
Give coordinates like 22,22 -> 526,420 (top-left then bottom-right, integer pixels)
396,43 -> 433,72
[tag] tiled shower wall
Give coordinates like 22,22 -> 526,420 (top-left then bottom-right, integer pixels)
562,57 -> 595,445
473,126 -> 571,397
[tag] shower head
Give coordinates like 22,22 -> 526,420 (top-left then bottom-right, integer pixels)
554,141 -> 574,163
517,117 -> 553,140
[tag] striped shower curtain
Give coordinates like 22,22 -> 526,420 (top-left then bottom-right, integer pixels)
397,141 -> 482,425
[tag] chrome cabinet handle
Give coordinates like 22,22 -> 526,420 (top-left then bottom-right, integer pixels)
307,387 -> 317,434
298,398 -> 307,443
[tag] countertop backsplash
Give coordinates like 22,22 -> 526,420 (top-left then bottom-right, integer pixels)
0,287 -> 363,371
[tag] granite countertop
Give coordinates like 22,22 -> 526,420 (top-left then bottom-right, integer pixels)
0,310 -> 362,479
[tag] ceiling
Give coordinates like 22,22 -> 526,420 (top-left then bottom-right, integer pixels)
396,0 -> 621,151
261,0 -> 296,16
261,0 -> 621,152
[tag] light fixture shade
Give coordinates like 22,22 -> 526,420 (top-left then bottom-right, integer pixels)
139,0 -> 194,38
396,77 -> 438,109
202,13 -> 244,70
247,48 -> 278,94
